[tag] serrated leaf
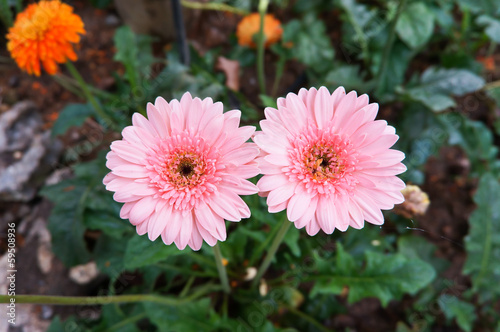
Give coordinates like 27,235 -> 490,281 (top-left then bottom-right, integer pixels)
396,2 -> 435,49
311,244 -> 435,306
94,234 -> 126,280
282,14 -> 335,73
375,41 -> 414,99
124,235 -> 182,270
97,304 -> 141,332
463,173 -> 500,303
40,179 -> 91,267
477,15 -> 500,43
51,103 -> 93,137
113,26 -> 154,85
404,67 -> 485,112
144,299 -> 219,332
398,235 -> 449,273
438,113 -> 498,173
438,295 -> 477,332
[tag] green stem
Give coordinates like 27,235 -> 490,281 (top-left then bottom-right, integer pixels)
64,61 -> 116,130
375,0 -> 407,96
179,275 -> 196,298
252,219 -> 292,289
0,290 -> 213,306
256,0 -> 270,96
271,55 -> 286,97
213,243 -> 231,294
180,0 -> 248,15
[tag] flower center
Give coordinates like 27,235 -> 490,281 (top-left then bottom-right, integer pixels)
162,150 -> 208,189
285,126 -> 359,196
177,158 -> 195,178
146,131 -> 221,210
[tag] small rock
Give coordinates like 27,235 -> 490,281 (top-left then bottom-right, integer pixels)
105,14 -> 120,26
8,75 -> 20,88
37,242 -> 54,274
0,101 -> 62,201
40,305 -> 53,320
69,261 -> 99,284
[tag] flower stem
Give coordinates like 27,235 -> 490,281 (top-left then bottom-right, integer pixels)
374,0 -> 407,97
252,218 -> 292,289
180,0 -> 248,15
0,288 -> 218,306
213,242 -> 231,294
64,61 -> 116,130
257,0 -> 270,96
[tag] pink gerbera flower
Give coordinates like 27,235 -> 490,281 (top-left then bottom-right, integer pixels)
253,86 -> 406,235
103,93 -> 260,250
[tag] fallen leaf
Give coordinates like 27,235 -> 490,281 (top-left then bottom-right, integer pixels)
216,56 -> 240,91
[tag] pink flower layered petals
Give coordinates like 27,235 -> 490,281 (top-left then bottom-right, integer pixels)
104,93 -> 260,250
253,86 -> 406,235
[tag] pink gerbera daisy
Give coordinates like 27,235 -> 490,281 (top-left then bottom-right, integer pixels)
253,86 -> 406,235
103,93 -> 260,250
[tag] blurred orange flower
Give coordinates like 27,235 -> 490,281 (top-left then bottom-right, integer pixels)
6,0 -> 85,76
236,13 -> 283,48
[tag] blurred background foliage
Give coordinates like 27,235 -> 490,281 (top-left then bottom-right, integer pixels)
2,0 -> 500,331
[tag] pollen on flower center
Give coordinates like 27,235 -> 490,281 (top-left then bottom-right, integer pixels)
285,126 -> 359,196
178,158 -> 195,177
161,151 -> 208,189
147,131 -> 221,210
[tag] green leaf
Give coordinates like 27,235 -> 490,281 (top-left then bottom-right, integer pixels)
457,0 -> 499,14
84,210 -> 130,239
283,226 -> 301,257
338,0 -> 378,63
311,244 -> 435,306
124,235 -> 182,270
47,316 -> 82,332
97,304 -> 142,332
113,26 -> 154,85
396,2 -> 435,49
398,235 -> 449,273
374,41 -> 414,99
51,103 -> 94,137
0,0 -> 13,27
477,15 -> 500,43
324,65 -> 367,92
40,179 -> 91,267
403,67 -> 485,112
438,113 -> 498,173
486,85 -> 500,106
282,14 -> 335,73
94,234 -> 126,280
463,173 -> 500,303
144,299 -> 220,332
438,295 -> 477,332
259,94 -> 278,109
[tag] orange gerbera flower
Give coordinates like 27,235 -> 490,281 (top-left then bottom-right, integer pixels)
236,13 -> 283,48
6,0 -> 85,76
